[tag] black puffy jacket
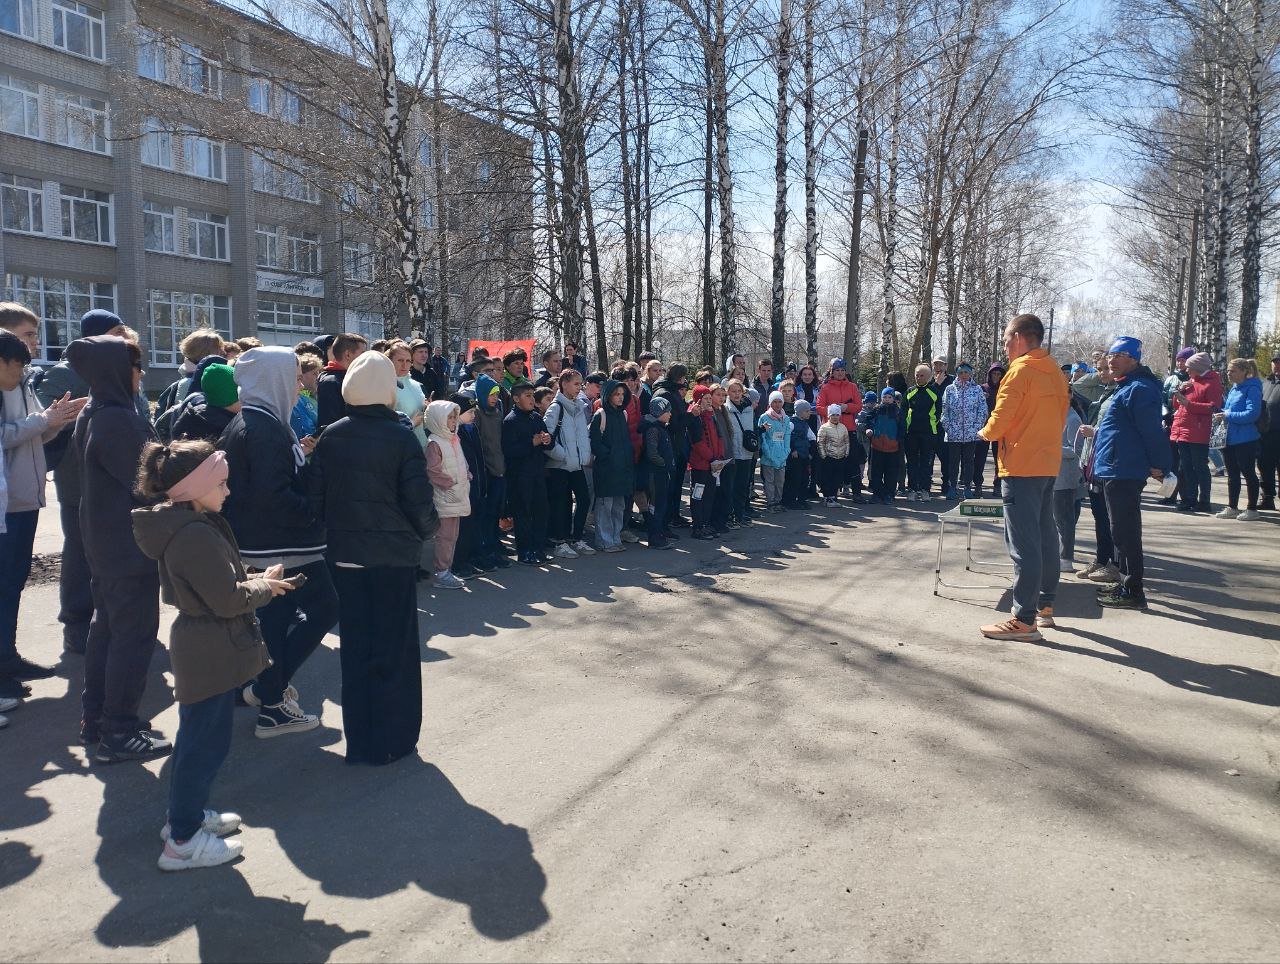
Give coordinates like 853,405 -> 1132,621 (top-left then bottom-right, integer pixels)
172,395 -> 236,443
653,379 -> 690,450
219,407 -> 326,563
315,367 -> 346,433
307,404 -> 438,567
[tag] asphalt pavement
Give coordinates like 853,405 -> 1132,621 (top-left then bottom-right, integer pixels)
2,479 -> 1277,962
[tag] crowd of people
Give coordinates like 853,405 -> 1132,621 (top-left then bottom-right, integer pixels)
0,299 -> 1275,871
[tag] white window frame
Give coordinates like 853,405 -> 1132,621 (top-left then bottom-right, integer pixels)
186,208 -> 228,261
182,130 -> 226,182
257,298 -> 322,333
254,222 -> 278,269
140,117 -> 172,169
248,78 -> 270,115
251,151 -> 319,204
52,90 -> 110,154
278,84 -> 302,124
52,0 -> 106,61
255,222 -> 320,273
1,173 -> 44,235
0,0 -> 36,40
4,273 -> 115,362
418,134 -> 433,169
181,43 -> 222,97
143,201 -> 175,254
59,185 -> 112,245
146,289 -> 231,367
136,27 -> 167,82
343,240 -> 374,283
0,73 -> 40,139
477,159 -> 492,182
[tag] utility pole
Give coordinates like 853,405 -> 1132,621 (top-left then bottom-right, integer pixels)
842,125 -> 869,366
992,266 -> 1003,362
1171,255 -> 1188,369
1047,305 -> 1054,354
1184,211 -> 1199,349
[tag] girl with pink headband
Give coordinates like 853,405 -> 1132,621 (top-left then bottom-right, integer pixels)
131,440 -> 296,871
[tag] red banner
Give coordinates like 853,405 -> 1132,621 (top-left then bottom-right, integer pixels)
468,339 -> 535,366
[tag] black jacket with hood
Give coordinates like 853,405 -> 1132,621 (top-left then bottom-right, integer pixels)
218,347 -> 326,563
172,396 -> 236,443
590,379 -> 635,498
652,377 -> 690,451
66,336 -> 158,579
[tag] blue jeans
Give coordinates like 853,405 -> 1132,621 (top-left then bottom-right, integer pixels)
594,496 -> 626,549
1001,476 -> 1059,624
0,510 -> 39,663
168,688 -> 236,842
1176,441 -> 1211,508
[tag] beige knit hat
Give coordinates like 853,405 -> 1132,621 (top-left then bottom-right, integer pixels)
1186,352 -> 1213,375
341,349 -> 397,408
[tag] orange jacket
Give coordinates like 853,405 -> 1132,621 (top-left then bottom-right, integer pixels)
979,348 -> 1068,478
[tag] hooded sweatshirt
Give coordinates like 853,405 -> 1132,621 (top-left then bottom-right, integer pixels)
131,503 -> 271,704
979,348 -> 1068,478
425,400 -> 471,518
66,336 -> 158,578
220,346 -> 324,566
1,368 -> 62,512
473,373 -> 506,478
589,379 -> 635,497
1169,368 -> 1224,445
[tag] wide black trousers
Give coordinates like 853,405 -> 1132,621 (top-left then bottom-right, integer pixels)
333,565 -> 421,766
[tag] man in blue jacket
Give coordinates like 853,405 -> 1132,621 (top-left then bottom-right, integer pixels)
1090,336 -> 1171,610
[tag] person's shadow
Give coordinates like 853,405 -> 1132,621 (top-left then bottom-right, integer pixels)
253,757 -> 549,941
1035,626 -> 1280,706
91,762 -> 369,962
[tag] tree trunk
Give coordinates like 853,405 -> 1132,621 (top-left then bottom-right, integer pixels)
581,161 -> 608,369
843,125 -> 867,368
769,0 -> 792,369
710,0 -> 739,353
552,0 -> 587,349
429,0 -> 450,349
637,0 -> 655,353
1237,0 -> 1264,359
801,0 -> 817,366
618,0 -> 636,361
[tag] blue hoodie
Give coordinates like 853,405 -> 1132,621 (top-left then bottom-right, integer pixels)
1092,365 -> 1172,480
757,408 -> 793,467
1222,375 -> 1264,446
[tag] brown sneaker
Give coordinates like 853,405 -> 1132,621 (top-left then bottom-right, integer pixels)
1035,607 -> 1055,628
980,618 -> 1042,642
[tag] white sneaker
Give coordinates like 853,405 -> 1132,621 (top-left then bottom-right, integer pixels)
1238,509 -> 1261,521
1215,507 -> 1240,519
0,696 -> 19,713
1077,561 -> 1103,580
161,809 -> 242,842
1085,563 -> 1122,583
553,543 -> 579,559
433,570 -> 466,589
242,683 -> 298,708
620,529 -> 641,543
571,540 -> 596,555
157,827 -> 243,871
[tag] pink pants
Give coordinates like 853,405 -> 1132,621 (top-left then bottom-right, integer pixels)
433,517 -> 459,573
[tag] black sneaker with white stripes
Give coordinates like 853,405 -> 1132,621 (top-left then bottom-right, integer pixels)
255,701 -> 320,739
95,728 -> 173,764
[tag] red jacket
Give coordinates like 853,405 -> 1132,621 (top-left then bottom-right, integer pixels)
1170,370 -> 1224,445
815,377 -> 863,434
688,409 -> 725,470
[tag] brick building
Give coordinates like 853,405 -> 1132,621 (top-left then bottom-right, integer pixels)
1,0 -> 531,390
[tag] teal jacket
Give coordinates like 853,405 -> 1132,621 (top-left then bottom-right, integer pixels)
757,410 -> 793,468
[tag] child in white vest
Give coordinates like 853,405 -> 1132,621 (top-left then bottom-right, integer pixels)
425,400 -> 472,590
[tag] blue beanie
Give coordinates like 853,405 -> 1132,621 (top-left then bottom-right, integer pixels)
1108,336 -> 1142,361
475,373 -> 500,406
80,309 -> 123,339
881,386 -> 896,398
863,391 -> 876,404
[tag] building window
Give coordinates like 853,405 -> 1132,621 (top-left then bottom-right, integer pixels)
4,273 -> 115,362
59,185 -> 112,244
343,240 -> 374,283
421,199 -> 435,230
418,134 -> 432,169
257,298 -> 321,333
143,201 -> 175,253
183,130 -> 225,181
1,173 -> 44,234
251,151 -> 320,203
0,0 -> 36,39
52,91 -> 109,154
186,209 -> 228,261
0,73 -> 40,139
477,159 -> 491,182
181,44 -> 222,97
279,85 -> 302,124
248,79 -> 269,114
147,289 -> 230,366
52,1 -> 105,60
137,28 -> 167,81
140,117 -> 172,168
255,223 -> 319,273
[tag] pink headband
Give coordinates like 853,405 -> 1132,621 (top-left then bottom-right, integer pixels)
166,450 -> 228,504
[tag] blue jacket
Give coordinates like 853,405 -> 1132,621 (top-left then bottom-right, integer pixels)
757,410 -> 792,467
1222,376 -> 1263,446
290,392 -> 317,439
1092,365 -> 1172,480
941,379 -> 988,443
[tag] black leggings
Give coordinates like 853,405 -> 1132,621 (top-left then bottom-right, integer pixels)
546,467 -> 590,542
1224,440 -> 1260,510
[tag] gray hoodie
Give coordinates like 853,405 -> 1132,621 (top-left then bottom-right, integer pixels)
234,346 -> 305,467
1,371 -> 60,513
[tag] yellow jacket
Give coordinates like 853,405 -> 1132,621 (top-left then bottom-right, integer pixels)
979,348 -> 1068,478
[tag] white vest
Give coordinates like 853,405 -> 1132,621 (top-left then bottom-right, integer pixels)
428,432 -> 471,518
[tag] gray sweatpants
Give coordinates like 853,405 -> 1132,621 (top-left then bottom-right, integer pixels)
1002,476 -> 1059,624
761,465 -> 786,507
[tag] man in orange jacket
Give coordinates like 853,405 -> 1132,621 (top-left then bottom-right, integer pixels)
977,313 -> 1068,642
